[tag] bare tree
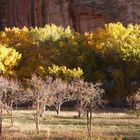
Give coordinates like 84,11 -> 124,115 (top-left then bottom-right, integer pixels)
4,79 -> 22,126
73,79 -> 104,138
0,76 -> 9,135
50,78 -> 74,115
27,75 -> 53,133
0,76 -> 22,135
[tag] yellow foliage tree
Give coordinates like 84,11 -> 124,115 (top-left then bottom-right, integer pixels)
30,24 -> 73,44
85,22 -> 140,63
0,25 -> 74,79
0,26 -> 49,79
48,64 -> 83,81
85,23 -> 140,100
0,44 -> 21,76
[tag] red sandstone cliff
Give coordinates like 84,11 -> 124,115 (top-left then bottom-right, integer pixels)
0,0 -> 140,32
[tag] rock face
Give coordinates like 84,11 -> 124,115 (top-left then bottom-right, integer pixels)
0,0 -> 140,32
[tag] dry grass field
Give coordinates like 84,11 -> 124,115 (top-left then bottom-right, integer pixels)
1,109 -> 140,140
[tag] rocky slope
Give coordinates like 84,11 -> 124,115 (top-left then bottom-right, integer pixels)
0,0 -> 140,32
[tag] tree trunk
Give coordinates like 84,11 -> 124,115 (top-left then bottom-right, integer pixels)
78,110 -> 81,118
86,108 -> 92,139
10,108 -> 14,126
86,110 -> 90,138
42,103 -> 46,116
35,115 -> 40,133
35,98 -> 40,133
77,101 -> 82,118
89,109 -> 92,135
0,107 -> 3,136
15,103 -> 18,110
56,104 -> 61,115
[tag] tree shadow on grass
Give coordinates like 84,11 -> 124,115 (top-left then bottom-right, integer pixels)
42,119 -> 86,126
94,121 -> 140,128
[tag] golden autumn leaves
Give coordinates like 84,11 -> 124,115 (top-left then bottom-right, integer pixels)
1,23 -> 140,80
0,44 -> 21,75
85,23 -> 140,63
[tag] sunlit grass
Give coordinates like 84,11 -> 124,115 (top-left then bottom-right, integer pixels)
1,110 -> 140,139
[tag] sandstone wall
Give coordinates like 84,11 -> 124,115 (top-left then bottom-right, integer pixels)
0,0 -> 140,32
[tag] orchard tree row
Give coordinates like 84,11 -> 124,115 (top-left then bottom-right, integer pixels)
0,74 -> 104,138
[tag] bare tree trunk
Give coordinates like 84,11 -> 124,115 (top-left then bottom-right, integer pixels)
56,103 -> 61,115
42,102 -> 46,116
35,115 -> 40,133
86,110 -> 90,138
78,102 -> 82,118
86,108 -> 92,139
10,103 -> 14,126
89,109 -> 92,137
35,98 -> 40,133
10,108 -> 14,126
78,110 -> 81,118
0,107 -> 3,136
15,103 -> 18,110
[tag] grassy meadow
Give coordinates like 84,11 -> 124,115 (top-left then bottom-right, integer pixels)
1,109 -> 140,140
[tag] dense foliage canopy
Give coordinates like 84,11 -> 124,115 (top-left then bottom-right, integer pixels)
0,23 -> 140,105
